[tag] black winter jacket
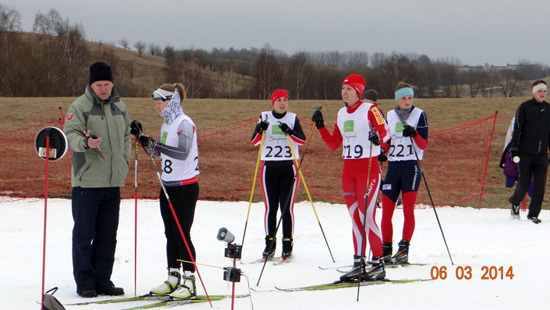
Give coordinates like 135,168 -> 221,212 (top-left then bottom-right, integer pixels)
510,98 -> 550,156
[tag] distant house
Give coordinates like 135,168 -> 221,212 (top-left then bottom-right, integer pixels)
457,65 -> 484,73
456,64 -> 519,73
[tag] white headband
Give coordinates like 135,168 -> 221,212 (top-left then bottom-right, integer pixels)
533,83 -> 547,94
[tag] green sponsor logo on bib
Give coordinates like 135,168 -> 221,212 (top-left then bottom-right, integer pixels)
343,120 -> 354,133
272,125 -> 284,135
160,131 -> 168,144
396,122 -> 405,133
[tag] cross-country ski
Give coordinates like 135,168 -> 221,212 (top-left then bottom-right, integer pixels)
2,199 -> 547,309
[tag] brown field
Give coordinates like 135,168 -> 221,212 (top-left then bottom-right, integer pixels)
1,95 -> 546,209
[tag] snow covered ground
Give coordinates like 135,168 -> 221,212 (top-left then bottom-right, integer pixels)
1,197 -> 547,310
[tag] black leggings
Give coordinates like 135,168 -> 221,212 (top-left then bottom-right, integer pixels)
159,182 -> 199,272
261,164 -> 298,238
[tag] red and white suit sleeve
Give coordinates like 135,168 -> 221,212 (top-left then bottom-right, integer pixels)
368,105 -> 390,145
318,124 -> 343,151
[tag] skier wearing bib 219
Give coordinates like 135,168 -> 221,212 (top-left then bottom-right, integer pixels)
251,89 -> 305,261
133,83 -> 200,299
380,82 -> 428,265
311,74 -> 390,282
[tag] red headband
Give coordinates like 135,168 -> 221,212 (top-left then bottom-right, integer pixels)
271,90 -> 289,105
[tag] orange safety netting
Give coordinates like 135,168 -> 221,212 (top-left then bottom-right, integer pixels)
1,110 -> 500,207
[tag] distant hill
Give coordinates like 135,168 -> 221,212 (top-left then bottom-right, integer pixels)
10,31 -> 253,98
5,31 -> 549,99
84,40 -> 168,95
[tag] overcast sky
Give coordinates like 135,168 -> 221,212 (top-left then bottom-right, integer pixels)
3,0 -> 549,66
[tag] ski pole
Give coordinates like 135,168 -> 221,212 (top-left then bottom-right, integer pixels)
408,135 -> 454,265
133,138 -> 139,296
40,135 -> 51,309
256,121 -> 316,286
241,131 -> 265,249
177,259 -> 225,270
140,144 -> 213,307
357,141 -> 373,302
285,128 -> 335,262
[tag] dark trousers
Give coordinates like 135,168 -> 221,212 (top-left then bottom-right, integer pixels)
509,154 -> 548,218
262,165 -> 298,238
160,183 -> 199,273
72,187 -> 120,294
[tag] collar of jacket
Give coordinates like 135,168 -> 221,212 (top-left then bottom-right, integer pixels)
346,100 -> 363,113
85,85 -> 119,105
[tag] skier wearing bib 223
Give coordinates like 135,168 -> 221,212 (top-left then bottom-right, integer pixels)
251,90 -> 305,261
311,74 -> 390,282
380,82 -> 428,265
137,83 -> 199,299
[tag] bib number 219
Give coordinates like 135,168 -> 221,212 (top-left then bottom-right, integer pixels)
343,145 -> 363,158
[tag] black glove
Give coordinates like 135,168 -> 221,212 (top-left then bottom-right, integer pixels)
138,133 -> 155,149
378,150 -> 388,162
368,131 -> 381,146
130,120 -> 143,137
402,124 -> 417,137
258,121 -> 269,133
510,148 -> 518,159
312,109 -> 324,129
279,123 -> 293,135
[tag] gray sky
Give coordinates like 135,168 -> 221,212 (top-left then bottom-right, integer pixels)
4,0 -> 549,66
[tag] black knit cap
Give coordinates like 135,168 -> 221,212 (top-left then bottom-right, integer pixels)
89,62 -> 113,85
363,89 -> 378,102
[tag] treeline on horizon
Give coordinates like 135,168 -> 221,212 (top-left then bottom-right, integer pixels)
2,5 -> 550,99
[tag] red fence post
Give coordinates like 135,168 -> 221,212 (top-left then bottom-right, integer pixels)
478,111 -> 498,209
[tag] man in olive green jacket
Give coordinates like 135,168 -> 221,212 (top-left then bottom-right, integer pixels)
64,62 -> 131,298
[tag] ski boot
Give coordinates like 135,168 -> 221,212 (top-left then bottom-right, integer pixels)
262,236 -> 276,259
170,272 -> 196,299
281,237 -> 293,261
511,203 -> 520,217
339,255 -> 366,282
382,242 -> 393,264
150,268 -> 181,295
363,257 -> 386,280
392,240 -> 410,264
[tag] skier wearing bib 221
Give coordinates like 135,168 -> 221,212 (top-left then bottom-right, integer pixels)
380,82 -> 428,265
251,89 -> 305,261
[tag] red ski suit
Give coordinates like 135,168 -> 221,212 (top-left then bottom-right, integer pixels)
318,100 -> 390,257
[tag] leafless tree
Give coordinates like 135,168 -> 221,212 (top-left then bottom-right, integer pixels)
310,66 -> 342,99
180,59 -> 211,98
439,64 -> 458,97
370,52 -> 388,68
0,4 -> 22,31
0,4 -> 22,92
32,9 -> 69,37
253,46 -> 283,99
463,68 -> 488,98
118,38 -> 129,50
134,40 -> 146,57
343,51 -> 369,68
288,52 -> 313,99
493,68 -> 524,97
220,59 -> 237,98
378,52 -> 421,96
148,43 -> 162,56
